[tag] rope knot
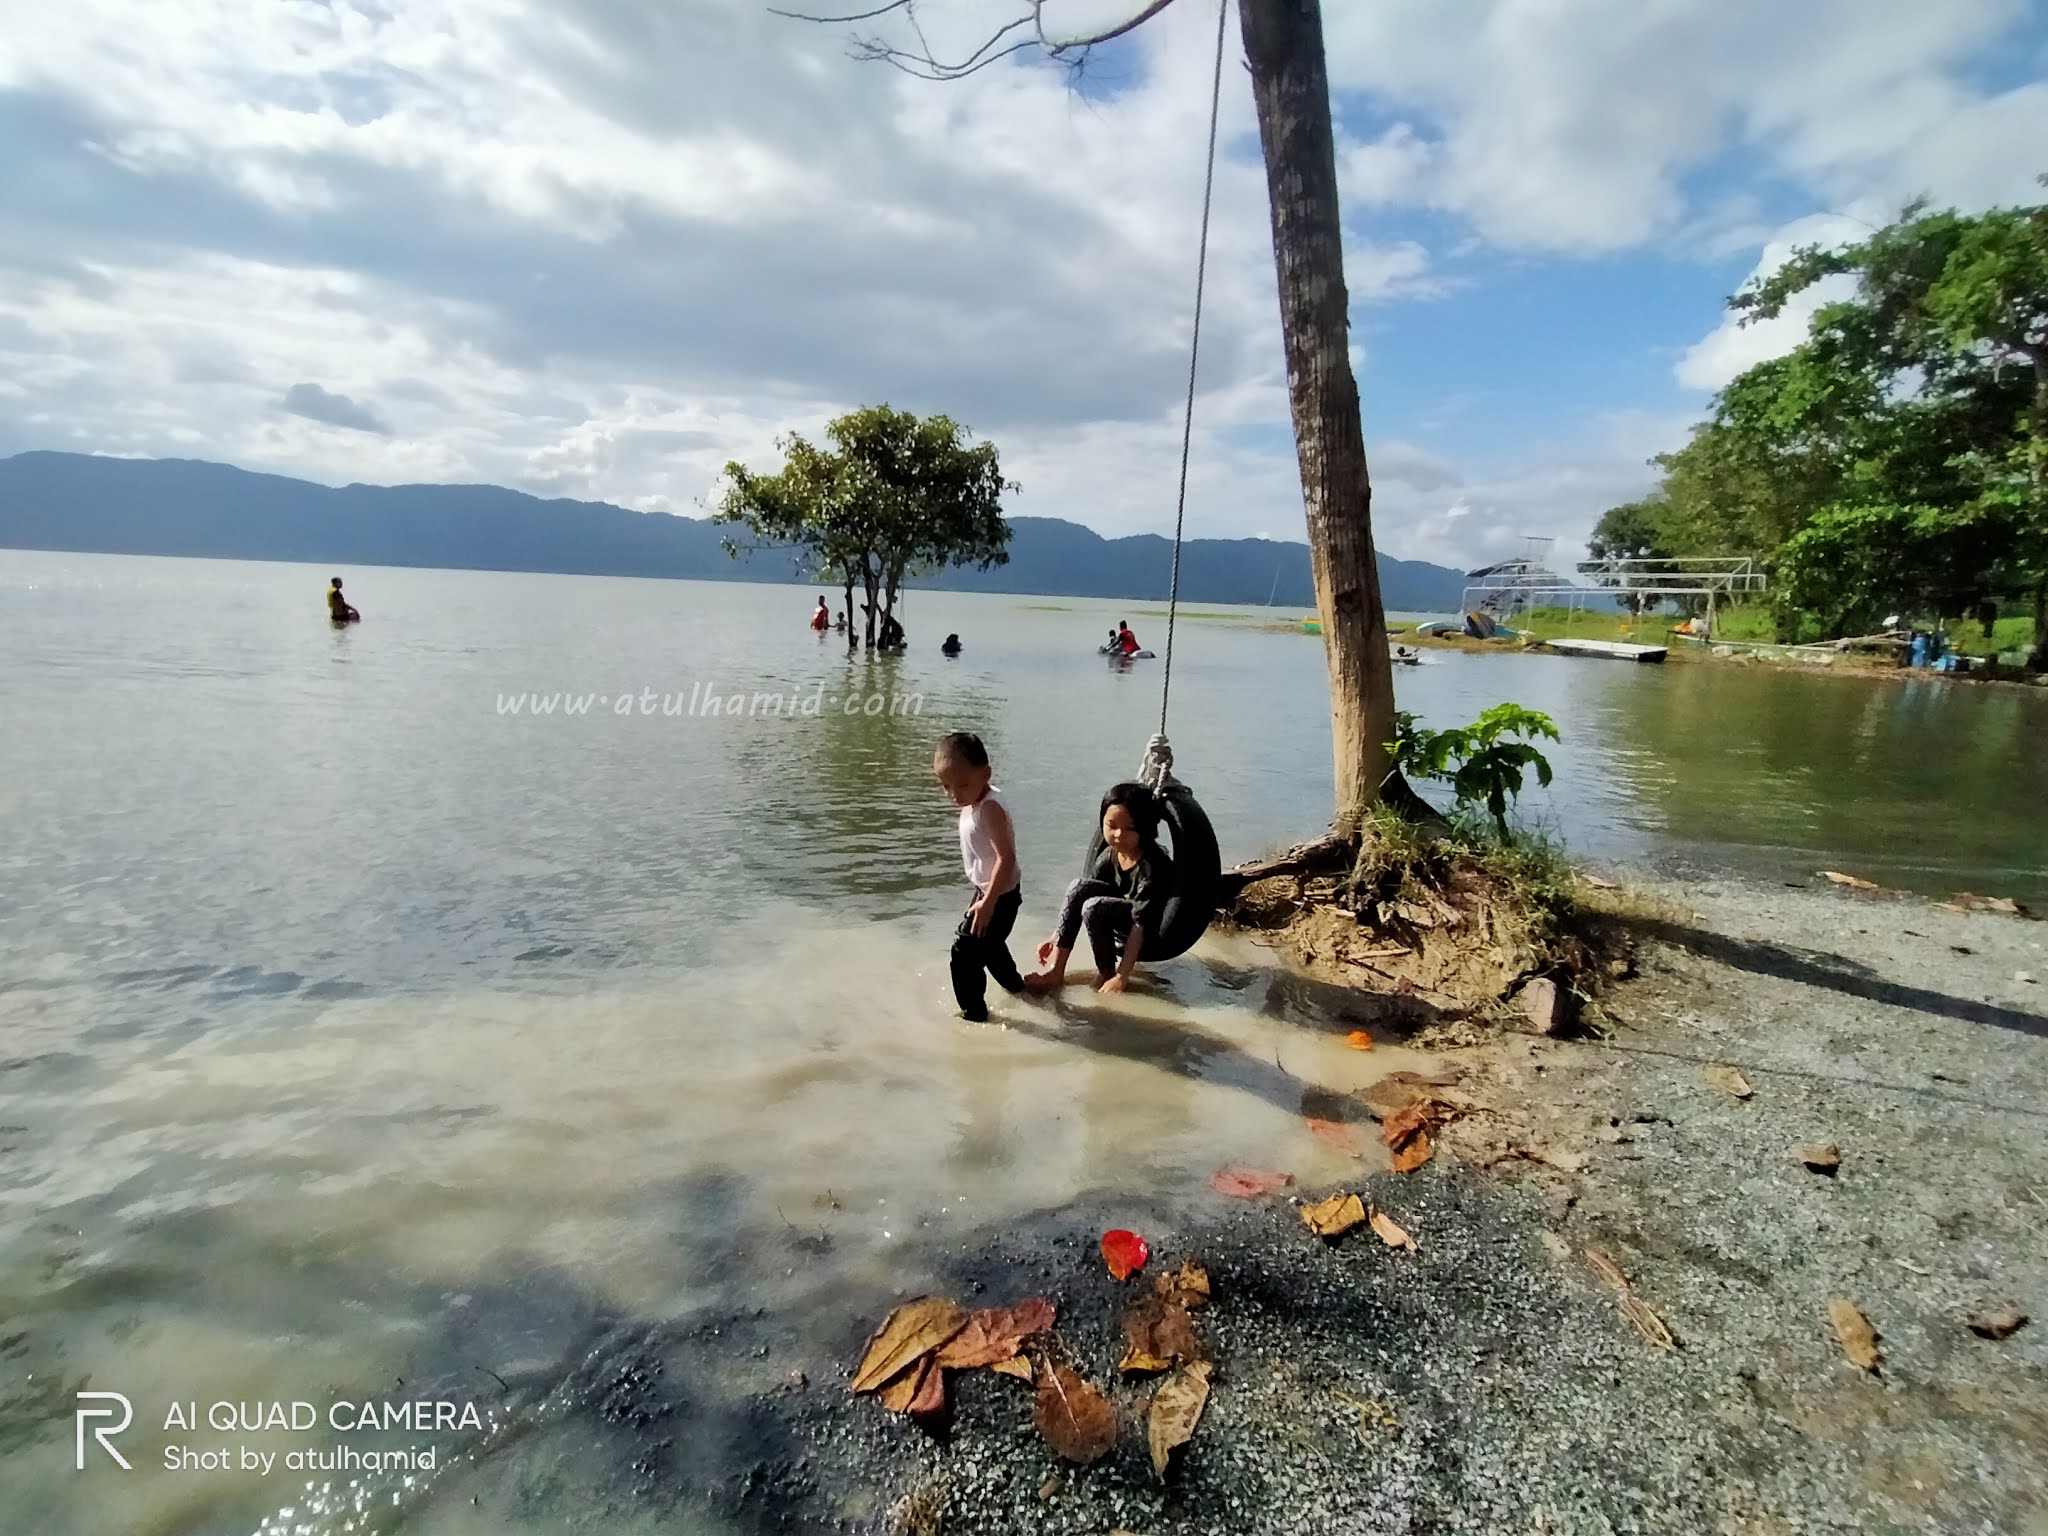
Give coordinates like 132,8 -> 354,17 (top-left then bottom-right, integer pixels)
1138,733 -> 1178,791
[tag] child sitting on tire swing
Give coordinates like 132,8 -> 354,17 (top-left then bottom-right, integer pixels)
1024,781 -> 1177,996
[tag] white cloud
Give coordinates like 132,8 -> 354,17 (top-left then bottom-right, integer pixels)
0,0 -> 2041,572
1674,212 -> 1870,391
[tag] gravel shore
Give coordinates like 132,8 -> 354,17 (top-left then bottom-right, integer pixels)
434,874 -> 2048,1536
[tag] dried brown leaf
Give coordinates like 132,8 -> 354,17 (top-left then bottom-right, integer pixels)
1966,1308 -> 2029,1341
1581,873 -> 1619,890
1358,1070 -> 1460,1120
1300,1191 -> 1368,1238
1819,870 -> 1882,891
1032,1353 -> 1118,1464
1828,1299 -> 1882,1371
1388,1129 -> 1434,1173
852,1298 -> 968,1394
877,1354 -> 944,1418
1154,1259 -> 1211,1310
1585,1248 -> 1630,1292
1704,1066 -> 1754,1099
1120,1295 -> 1207,1375
935,1298 -> 1056,1369
1146,1361 -> 1213,1480
1619,1293 -> 1675,1349
1379,1101 -> 1443,1149
1369,1208 -> 1417,1251
990,1355 -> 1035,1382
1798,1143 -> 1842,1174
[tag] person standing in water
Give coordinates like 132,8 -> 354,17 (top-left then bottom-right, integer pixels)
933,731 -> 1025,1022
327,577 -> 360,623
810,594 -> 830,631
942,634 -> 962,655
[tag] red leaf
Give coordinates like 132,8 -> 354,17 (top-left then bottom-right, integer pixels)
1101,1228 -> 1150,1281
1345,1030 -> 1376,1051
1209,1167 -> 1293,1199
1307,1117 -> 1363,1157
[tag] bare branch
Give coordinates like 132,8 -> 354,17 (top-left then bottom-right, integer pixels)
778,0 -> 1182,82
1037,0 -> 1181,55
769,1 -> 912,23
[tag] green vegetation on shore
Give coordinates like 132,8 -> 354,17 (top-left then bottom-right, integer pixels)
1592,195 -> 2047,665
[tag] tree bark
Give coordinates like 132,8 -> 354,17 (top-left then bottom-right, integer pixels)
2031,356 -> 2048,668
1240,0 -> 1396,828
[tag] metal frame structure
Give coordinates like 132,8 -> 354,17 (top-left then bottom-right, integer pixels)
1459,547 -> 1765,633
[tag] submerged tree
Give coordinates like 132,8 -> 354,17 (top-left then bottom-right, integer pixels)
717,405 -> 1012,648
785,0 -> 1400,826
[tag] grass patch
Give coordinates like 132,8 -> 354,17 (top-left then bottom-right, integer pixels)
1508,603 -> 1775,644
1943,614 -> 2038,658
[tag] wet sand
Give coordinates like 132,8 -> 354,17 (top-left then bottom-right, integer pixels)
392,872 -> 2048,1536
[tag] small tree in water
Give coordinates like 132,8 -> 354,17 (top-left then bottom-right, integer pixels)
717,405 -> 1013,649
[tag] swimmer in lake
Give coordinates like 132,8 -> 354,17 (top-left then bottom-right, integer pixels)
327,577 -> 360,623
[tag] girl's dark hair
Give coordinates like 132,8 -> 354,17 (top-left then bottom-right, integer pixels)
937,731 -> 988,768
1099,781 -> 1160,847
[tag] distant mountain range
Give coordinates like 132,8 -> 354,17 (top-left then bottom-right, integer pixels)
0,451 -> 1468,611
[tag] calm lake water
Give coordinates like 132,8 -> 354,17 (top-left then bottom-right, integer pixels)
2,550 -> 2044,1534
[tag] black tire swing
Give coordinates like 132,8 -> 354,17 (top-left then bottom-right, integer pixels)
1077,0 -> 1230,968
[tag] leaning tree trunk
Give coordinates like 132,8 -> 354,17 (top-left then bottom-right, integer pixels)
1240,0 -> 1397,828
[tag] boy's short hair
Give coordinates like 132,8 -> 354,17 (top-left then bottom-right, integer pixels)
1099,781 -> 1160,847
936,731 -> 988,768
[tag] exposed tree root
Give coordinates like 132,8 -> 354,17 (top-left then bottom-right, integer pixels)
1215,807 -> 1631,1038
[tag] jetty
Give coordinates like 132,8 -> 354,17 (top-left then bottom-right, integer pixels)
1546,637 -> 1667,663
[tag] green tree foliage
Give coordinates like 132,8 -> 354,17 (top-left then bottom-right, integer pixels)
717,406 -> 1014,648
1596,194 -> 2047,658
1389,704 -> 1561,838
1586,499 -> 1673,615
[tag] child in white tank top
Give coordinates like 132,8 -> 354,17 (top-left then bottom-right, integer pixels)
933,731 -> 1025,1021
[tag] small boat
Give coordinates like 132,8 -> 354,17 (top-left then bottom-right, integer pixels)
1301,617 -> 1321,635
1100,645 -> 1156,659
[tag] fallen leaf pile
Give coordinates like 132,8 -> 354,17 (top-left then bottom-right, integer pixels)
1121,1264 -> 1211,1375
1298,1191 -> 1420,1255
852,1295 -> 1053,1427
1584,1247 -> 1675,1350
1358,1070 -> 1465,1173
852,1259 -> 1222,1480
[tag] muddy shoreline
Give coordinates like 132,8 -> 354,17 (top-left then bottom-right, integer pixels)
378,872 -> 2048,1536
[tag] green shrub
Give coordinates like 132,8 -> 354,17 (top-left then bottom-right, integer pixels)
1390,703 -> 1561,837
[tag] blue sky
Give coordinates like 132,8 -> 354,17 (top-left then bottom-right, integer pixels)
0,0 -> 2043,571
